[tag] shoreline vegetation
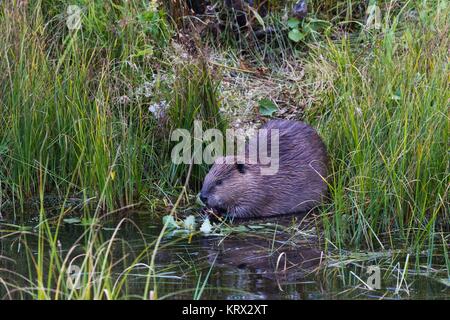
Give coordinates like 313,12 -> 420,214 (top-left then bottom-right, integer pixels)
0,1 -> 448,299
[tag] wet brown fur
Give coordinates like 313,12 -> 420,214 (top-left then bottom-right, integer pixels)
200,119 -> 329,218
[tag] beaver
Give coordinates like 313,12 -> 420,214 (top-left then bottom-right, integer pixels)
200,119 -> 328,218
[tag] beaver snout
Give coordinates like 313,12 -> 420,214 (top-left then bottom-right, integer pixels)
200,191 -> 227,215
199,193 -> 208,205
209,203 -> 227,216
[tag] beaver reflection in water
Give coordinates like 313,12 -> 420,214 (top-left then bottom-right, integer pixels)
200,120 -> 329,219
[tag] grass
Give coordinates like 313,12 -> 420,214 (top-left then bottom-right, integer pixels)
0,0 -> 224,218
167,58 -> 227,190
0,0 -> 448,299
306,0 -> 449,254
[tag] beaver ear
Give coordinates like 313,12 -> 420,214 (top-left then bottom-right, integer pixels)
236,163 -> 246,174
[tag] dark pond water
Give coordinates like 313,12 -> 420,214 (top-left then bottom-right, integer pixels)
0,212 -> 448,300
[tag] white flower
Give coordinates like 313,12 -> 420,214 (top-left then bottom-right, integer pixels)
200,218 -> 213,234
148,100 -> 167,118
183,215 -> 196,231
117,95 -> 131,105
148,104 -> 158,115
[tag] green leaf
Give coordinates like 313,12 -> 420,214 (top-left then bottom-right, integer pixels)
258,98 -> 278,117
162,215 -> 179,229
63,218 -> 81,224
287,18 -> 300,29
139,11 -> 156,23
288,28 -> 304,42
102,227 -> 119,231
81,217 -> 99,226
197,192 -> 205,206
183,215 -> 196,231
134,46 -> 154,57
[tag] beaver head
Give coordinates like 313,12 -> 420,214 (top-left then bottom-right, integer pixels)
200,156 -> 264,218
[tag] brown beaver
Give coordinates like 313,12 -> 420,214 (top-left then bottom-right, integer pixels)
200,119 -> 328,218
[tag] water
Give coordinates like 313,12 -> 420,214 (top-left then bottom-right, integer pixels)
0,212 -> 448,300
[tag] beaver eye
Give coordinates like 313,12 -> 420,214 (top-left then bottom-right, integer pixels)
236,163 -> 246,174
216,179 -> 223,186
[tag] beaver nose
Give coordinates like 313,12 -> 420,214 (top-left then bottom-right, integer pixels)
200,193 -> 208,205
